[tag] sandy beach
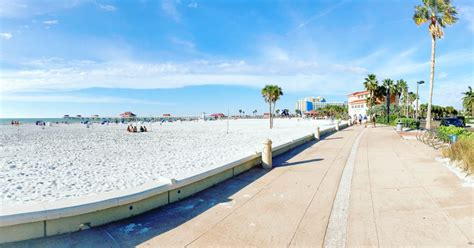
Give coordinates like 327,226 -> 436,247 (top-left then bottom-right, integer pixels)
1,118 -> 332,207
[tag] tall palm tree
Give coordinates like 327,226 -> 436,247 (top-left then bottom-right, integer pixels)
363,74 -> 379,107
408,92 -> 417,117
262,85 -> 284,129
413,0 -> 458,129
382,79 -> 395,121
253,109 -> 258,116
462,86 -> 473,117
396,79 -> 408,116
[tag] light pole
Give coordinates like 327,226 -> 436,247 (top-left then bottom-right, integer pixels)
415,81 -> 425,120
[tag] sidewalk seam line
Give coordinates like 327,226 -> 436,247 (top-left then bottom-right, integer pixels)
288,127 -> 358,246
323,127 -> 366,248
366,130 -> 381,247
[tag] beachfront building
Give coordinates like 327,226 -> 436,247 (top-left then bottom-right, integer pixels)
348,91 -> 370,118
120,112 -> 136,118
348,90 -> 399,118
296,96 -> 324,113
210,113 -> 225,119
296,96 -> 346,116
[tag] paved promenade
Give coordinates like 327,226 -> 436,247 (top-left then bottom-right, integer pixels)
3,126 -> 473,247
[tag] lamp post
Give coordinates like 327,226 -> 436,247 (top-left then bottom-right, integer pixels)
415,81 -> 425,120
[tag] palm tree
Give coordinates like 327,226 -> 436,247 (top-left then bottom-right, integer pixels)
295,109 -> 302,117
395,79 -> 408,116
413,0 -> 458,129
253,109 -> 258,116
363,74 -> 379,107
262,85 -> 284,129
408,92 -> 417,117
462,86 -> 473,117
382,79 -> 395,122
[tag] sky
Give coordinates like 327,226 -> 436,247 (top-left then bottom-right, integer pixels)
0,0 -> 473,118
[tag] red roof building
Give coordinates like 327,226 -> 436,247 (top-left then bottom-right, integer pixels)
120,112 -> 136,118
210,113 -> 225,118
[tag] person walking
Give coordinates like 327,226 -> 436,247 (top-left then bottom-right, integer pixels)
371,114 -> 376,128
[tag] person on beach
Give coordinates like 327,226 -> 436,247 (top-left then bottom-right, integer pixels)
127,125 -> 132,132
143,126 -> 148,132
133,126 -> 138,132
139,126 -> 144,132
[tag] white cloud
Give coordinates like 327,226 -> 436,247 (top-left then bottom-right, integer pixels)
291,0 -> 347,33
0,32 -> 13,40
161,0 -> 181,22
263,46 -> 290,61
169,37 -> 195,49
0,0 -> 84,18
43,19 -> 59,25
0,55 -> 370,96
97,4 -> 116,11
459,5 -> 474,32
1,94 -> 174,105
187,2 -> 198,8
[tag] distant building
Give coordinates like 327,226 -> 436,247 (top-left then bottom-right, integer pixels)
163,114 -> 171,117
63,115 -> 70,119
348,90 -> 399,118
75,115 -> 82,118
92,114 -> 99,118
296,96 -> 345,116
348,91 -> 370,118
209,113 -> 225,119
120,112 -> 136,118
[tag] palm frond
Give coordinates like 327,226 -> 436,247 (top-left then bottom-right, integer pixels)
413,5 -> 430,25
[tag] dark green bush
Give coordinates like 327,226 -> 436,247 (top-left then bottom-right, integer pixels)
376,114 -> 398,125
437,126 -> 473,143
395,118 -> 420,129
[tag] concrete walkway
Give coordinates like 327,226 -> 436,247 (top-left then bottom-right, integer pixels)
3,126 -> 473,247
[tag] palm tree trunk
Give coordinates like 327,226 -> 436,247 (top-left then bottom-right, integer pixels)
269,102 -> 272,129
426,35 -> 436,130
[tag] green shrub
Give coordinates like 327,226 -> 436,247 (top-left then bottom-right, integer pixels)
376,114 -> 397,125
437,126 -> 473,143
395,118 -> 420,129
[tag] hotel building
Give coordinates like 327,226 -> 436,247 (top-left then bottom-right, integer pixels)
296,96 -> 346,115
348,90 -> 399,118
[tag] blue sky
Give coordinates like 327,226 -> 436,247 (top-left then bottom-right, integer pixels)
0,0 -> 473,117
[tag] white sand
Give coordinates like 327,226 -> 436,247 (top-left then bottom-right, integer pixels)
1,118 -> 332,206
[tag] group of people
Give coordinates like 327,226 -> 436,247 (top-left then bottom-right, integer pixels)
127,124 -> 148,133
351,114 -> 377,128
10,120 -> 20,126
